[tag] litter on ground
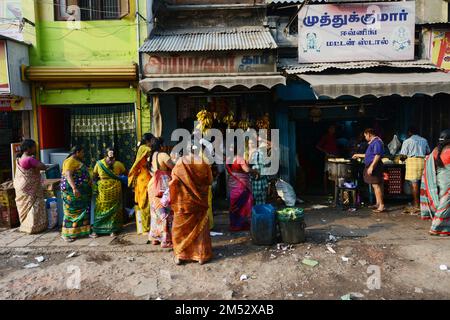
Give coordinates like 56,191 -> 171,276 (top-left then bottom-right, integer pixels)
302,259 -> 319,267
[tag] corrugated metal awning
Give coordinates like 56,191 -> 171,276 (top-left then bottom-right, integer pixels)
280,59 -> 440,74
139,27 -> 277,53
139,74 -> 286,92
299,72 -> 450,98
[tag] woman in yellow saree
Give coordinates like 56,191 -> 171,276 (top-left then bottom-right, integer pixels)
170,146 -> 213,265
91,148 -> 127,238
128,133 -> 154,234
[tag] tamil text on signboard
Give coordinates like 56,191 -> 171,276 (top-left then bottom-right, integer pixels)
298,1 -> 415,63
143,52 -> 276,75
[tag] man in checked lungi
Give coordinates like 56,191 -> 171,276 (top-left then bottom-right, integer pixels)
399,126 -> 430,214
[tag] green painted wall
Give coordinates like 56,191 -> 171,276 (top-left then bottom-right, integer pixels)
38,88 -> 137,106
30,0 -> 151,132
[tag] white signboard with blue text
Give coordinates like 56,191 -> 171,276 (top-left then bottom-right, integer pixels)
298,1 -> 415,63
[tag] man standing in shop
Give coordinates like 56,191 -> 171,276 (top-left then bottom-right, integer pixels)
353,128 -> 385,213
316,124 -> 339,194
399,126 -> 430,214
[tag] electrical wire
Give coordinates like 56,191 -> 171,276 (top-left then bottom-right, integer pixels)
0,17 -> 148,31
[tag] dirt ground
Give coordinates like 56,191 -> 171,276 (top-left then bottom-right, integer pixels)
1,197 -> 450,300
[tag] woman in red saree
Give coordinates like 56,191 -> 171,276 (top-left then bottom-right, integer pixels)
170,149 -> 213,265
227,150 -> 254,232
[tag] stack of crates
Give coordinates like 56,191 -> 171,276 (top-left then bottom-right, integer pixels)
383,167 -> 403,195
0,184 -> 19,228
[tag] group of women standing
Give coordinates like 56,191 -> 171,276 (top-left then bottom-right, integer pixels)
127,133 -> 214,264
12,134 -> 215,265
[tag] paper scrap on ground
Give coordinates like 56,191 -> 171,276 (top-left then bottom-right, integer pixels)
311,205 -> 328,210
23,263 -> 39,269
326,245 -> 336,254
35,256 -> 45,263
66,252 -> 77,258
240,274 -> 248,281
328,234 -> 338,242
341,256 -> 350,262
439,264 -> 448,271
302,258 -> 319,267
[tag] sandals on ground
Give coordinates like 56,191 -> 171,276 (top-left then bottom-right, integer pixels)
61,236 -> 75,243
174,256 -> 182,265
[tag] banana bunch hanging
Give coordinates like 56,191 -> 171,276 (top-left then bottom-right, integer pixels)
196,109 -> 213,133
238,119 -> 251,131
222,111 -> 236,129
256,113 -> 270,130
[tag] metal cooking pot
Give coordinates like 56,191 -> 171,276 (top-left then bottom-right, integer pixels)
327,159 -> 356,181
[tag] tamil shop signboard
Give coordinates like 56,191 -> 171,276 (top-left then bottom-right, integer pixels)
142,51 -> 276,75
0,41 -> 9,94
298,1 -> 415,63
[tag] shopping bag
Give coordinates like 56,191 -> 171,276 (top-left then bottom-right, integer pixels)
275,179 -> 297,207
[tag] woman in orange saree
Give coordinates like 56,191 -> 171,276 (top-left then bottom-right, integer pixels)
170,150 -> 213,265
128,133 -> 154,234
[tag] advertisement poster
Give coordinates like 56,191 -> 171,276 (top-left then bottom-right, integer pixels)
298,1 -> 415,63
0,41 -> 9,94
431,30 -> 450,71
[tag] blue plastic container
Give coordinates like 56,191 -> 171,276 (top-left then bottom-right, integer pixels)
251,204 -> 277,246
45,164 -> 61,179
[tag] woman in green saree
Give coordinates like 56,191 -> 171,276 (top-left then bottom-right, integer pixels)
60,145 -> 92,242
91,148 -> 127,238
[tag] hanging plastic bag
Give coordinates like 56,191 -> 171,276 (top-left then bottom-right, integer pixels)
388,135 -> 402,156
275,179 -> 297,207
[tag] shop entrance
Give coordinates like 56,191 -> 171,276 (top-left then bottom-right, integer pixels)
38,104 -> 137,170
0,111 -> 24,182
296,117 -> 374,196
291,100 -> 398,197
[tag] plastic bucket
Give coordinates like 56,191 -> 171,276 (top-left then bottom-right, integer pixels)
251,204 -> 276,246
278,218 -> 306,244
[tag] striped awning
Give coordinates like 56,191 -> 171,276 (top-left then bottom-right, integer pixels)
299,72 -> 450,98
139,74 -> 286,92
